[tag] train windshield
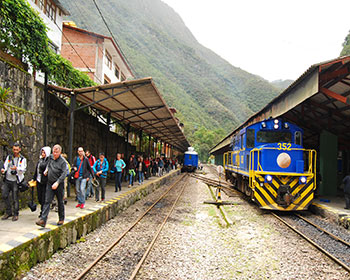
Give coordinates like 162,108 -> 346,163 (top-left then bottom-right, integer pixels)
256,131 -> 292,143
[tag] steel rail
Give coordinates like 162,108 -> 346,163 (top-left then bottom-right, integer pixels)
129,176 -> 187,280
271,212 -> 350,273
295,213 -> 350,248
190,174 -> 231,187
190,174 -> 238,194
74,174 -> 186,280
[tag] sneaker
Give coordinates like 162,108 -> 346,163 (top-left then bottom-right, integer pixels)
95,199 -> 100,202
138,182 -> 141,185
12,216 -> 18,222
80,204 -> 85,209
35,219 -> 46,227
101,199 -> 104,202
1,214 -> 12,220
128,185 -> 131,188
76,204 -> 81,208
57,220 -> 64,226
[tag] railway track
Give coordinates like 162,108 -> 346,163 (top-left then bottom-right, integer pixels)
74,174 -> 187,280
205,165 -> 350,272
272,212 -> 350,273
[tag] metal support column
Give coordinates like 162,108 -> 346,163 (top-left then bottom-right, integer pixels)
148,135 -> 152,157
43,72 -> 48,145
68,93 -> 76,164
125,124 -> 130,160
105,112 -> 111,156
139,129 -> 143,153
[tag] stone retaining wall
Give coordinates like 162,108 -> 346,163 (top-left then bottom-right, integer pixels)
0,170 -> 180,279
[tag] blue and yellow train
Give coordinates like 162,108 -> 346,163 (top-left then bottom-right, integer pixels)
224,118 -> 316,211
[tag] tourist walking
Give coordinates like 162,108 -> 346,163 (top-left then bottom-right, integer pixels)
158,157 -> 164,177
144,157 -> 150,179
113,153 -> 125,192
1,143 -> 27,221
93,153 -> 109,201
136,157 -> 146,185
127,156 -> 136,187
343,173 -> 350,209
73,147 -> 93,209
33,146 -> 51,219
85,150 -> 96,199
36,144 -> 67,227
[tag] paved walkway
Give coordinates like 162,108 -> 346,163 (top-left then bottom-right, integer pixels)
0,173 -> 172,247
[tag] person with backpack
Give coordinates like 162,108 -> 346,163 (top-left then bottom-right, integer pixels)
1,143 -> 27,221
33,146 -> 51,219
73,147 -> 93,209
93,153 -> 109,201
85,150 -> 96,199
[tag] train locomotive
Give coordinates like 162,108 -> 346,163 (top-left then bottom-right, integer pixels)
182,147 -> 199,172
224,118 -> 316,211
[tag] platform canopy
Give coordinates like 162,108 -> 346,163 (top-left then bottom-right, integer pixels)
49,77 -> 189,152
210,56 -> 350,154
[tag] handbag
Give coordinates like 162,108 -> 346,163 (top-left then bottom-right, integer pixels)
17,176 -> 29,193
74,158 -> 84,179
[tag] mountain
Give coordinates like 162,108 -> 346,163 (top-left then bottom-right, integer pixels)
60,0 -> 278,132
271,79 -> 294,90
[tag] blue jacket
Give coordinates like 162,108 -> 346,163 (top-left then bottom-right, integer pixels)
114,159 -> 126,172
93,158 -> 109,178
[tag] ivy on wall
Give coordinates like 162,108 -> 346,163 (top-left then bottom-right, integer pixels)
0,0 -> 96,88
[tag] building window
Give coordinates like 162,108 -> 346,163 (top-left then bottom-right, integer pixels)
121,72 -> 126,81
48,41 -> 58,53
46,1 -> 56,22
105,51 -> 112,69
104,75 -> 111,84
38,0 -> 45,11
114,64 -> 120,79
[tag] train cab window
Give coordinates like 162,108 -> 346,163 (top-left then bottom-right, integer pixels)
240,134 -> 244,149
246,129 -> 255,148
257,131 -> 292,143
295,131 -> 302,145
228,153 -> 232,165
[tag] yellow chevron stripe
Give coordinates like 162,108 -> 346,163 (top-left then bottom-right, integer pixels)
254,191 -> 268,207
285,185 -> 314,210
256,186 -> 275,205
299,192 -> 314,209
265,184 -> 277,197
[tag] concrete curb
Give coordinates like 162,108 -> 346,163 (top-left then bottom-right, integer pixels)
0,170 -> 180,279
310,202 -> 350,230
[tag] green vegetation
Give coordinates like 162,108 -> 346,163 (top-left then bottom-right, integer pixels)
0,0 -> 96,88
341,30 -> 350,56
61,0 -> 280,160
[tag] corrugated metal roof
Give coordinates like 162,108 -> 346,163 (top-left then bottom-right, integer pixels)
209,56 -> 350,154
49,77 -> 190,152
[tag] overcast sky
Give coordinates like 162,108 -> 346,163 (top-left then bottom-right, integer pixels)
162,0 -> 350,81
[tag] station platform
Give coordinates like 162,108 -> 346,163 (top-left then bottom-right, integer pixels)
310,196 -> 350,229
0,169 -> 180,279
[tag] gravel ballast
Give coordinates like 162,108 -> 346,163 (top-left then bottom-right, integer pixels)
22,167 -> 350,279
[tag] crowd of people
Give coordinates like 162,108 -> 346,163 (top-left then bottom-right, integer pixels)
0,143 -> 178,228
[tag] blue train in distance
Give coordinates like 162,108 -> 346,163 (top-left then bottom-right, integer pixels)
224,118 -> 316,211
182,147 -> 199,172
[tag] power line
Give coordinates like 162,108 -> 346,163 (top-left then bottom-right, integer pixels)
91,0 -> 136,75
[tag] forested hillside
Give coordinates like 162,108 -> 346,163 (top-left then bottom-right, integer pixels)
341,30 -> 350,56
61,0 -> 280,159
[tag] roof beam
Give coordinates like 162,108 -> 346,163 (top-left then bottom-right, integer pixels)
111,105 -> 165,113
320,87 -> 350,105
119,106 -> 165,122
74,83 -> 146,112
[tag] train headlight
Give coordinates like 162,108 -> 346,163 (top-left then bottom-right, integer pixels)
261,122 -> 266,128
274,124 -> 279,129
265,175 -> 273,182
299,176 -> 307,184
274,119 -> 279,124
284,122 -> 289,129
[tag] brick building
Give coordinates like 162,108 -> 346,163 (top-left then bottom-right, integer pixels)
61,23 -> 134,84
